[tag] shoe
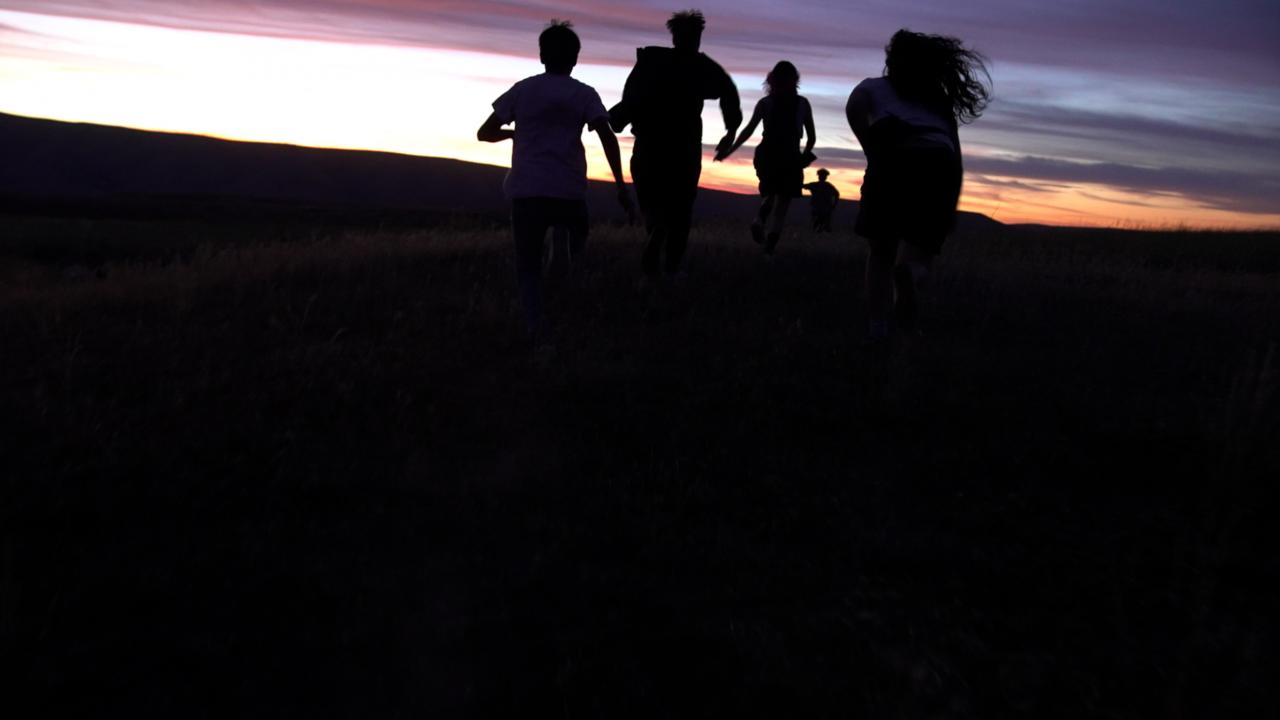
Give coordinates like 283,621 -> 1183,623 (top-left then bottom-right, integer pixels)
764,232 -> 780,255
750,222 -> 765,245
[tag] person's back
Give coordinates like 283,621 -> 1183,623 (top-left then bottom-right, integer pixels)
497,72 -> 603,200
613,46 -> 737,148
758,93 -> 804,151
805,178 -> 838,211
476,20 -> 632,342
845,28 -> 989,343
608,10 -> 742,278
851,76 -> 957,161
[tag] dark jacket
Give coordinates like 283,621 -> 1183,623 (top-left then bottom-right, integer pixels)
609,46 -> 742,146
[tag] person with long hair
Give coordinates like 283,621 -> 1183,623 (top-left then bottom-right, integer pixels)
716,61 -> 816,256
846,29 -> 990,342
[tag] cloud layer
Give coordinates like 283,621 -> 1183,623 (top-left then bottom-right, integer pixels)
2,0 -> 1278,225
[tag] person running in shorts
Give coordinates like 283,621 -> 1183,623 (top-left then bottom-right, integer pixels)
846,29 -> 990,342
478,20 -> 633,340
716,61 -> 816,257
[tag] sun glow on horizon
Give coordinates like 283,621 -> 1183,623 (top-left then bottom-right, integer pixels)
1,9 -> 1277,230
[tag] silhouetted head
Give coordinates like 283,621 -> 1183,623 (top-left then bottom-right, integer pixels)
540,20 -> 580,74
765,61 -> 799,96
667,10 -> 705,52
817,168 -> 830,179
884,28 -> 991,123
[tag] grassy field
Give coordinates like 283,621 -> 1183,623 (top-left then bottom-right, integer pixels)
2,213 -> 1278,717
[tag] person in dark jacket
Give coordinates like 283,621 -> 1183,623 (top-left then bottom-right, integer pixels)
609,10 -> 742,278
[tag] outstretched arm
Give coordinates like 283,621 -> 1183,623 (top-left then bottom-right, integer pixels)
476,112 -> 513,143
715,103 -> 762,161
714,62 -> 743,157
592,120 -> 635,221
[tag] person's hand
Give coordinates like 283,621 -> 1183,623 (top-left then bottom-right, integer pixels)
714,132 -> 735,160
617,184 -> 637,225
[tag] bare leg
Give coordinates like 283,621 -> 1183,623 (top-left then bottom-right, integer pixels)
756,196 -> 775,225
765,196 -> 792,254
893,242 -> 933,332
769,197 -> 791,234
751,197 -> 774,245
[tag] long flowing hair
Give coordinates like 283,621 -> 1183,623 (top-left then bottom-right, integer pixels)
764,61 -> 799,97
885,29 -> 990,124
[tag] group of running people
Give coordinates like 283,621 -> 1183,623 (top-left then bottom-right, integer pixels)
478,10 -> 991,345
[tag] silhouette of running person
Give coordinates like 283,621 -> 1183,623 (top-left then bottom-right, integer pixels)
716,61 -> 815,256
846,29 -> 990,342
478,20 -> 633,341
803,168 -> 840,232
609,10 -> 742,278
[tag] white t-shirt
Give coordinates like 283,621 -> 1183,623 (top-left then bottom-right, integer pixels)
854,77 -> 955,151
492,73 -> 609,200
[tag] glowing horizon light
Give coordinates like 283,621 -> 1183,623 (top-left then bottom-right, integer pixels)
1,8 -> 1277,230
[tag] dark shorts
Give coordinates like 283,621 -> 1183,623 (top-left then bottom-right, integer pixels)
855,145 -> 962,256
753,144 -> 803,198
511,197 -> 589,246
630,140 -> 702,230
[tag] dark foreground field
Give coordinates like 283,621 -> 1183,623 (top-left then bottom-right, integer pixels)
2,214 -> 1278,717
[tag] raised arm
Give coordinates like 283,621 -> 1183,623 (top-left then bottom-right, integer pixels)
476,112 -> 513,143
715,101 -> 762,161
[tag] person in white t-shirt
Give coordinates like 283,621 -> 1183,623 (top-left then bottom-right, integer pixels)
477,20 -> 633,339
846,29 -> 990,344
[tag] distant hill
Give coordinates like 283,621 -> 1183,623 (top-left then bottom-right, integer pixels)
0,112 -> 1000,231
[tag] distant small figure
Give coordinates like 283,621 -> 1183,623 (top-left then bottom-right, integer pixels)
802,168 -> 840,232
715,61 -> 816,256
477,20 -> 634,341
846,29 -> 990,342
609,10 -> 742,278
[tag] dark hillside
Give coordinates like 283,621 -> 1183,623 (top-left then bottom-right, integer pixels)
0,111 -> 1001,232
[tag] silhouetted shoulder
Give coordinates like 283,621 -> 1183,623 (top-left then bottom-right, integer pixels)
635,45 -> 674,67
696,53 -> 735,98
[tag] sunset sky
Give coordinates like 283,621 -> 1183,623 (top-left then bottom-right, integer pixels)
2,1 -> 1278,228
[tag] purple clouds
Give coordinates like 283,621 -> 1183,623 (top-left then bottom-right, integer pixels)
2,0 -> 1278,224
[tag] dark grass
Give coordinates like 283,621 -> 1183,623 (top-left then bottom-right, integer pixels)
2,215 -> 1279,717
